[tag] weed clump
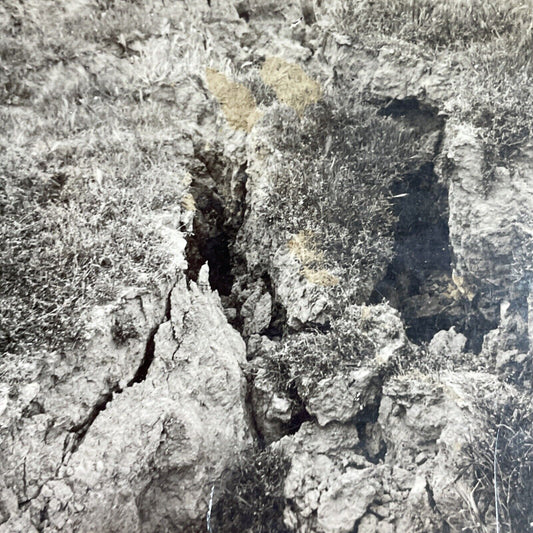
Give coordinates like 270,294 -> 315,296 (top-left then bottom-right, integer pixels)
110,313 -> 139,345
210,446 -> 291,533
257,306 -> 384,399
462,395 -> 533,532
261,95 -> 421,302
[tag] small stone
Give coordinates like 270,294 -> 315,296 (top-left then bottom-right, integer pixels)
268,395 -> 292,423
358,513 -> 378,533
198,263 -> 210,292
51,513 -> 67,530
223,307 -> 237,320
415,452 -> 428,465
391,404 -> 403,417
40,485 -> 53,499
48,498 -> 61,513
372,504 -> 390,518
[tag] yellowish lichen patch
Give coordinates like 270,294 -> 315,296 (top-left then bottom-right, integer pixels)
288,230 -> 324,264
302,267 -> 340,287
260,57 -> 322,116
181,192 -> 196,212
288,231 -> 339,287
451,270 -> 475,301
205,68 -> 262,131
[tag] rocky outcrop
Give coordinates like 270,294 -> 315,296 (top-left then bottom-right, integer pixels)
5,277 -> 250,533
436,124 -> 533,325
278,372 -> 518,533
3,1 -> 533,532
0,277 -> 181,531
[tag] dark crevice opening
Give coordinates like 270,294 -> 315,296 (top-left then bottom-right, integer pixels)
65,383 -> 121,457
354,401 -> 387,465
37,505 -> 49,533
127,287 -> 172,386
301,0 -> 317,25
185,147 -> 248,299
185,150 -> 291,345
370,97 -> 496,353
348,519 -> 361,533
235,2 -> 250,22
245,372 -> 264,445
185,184 -> 235,296
126,324 -> 158,387
286,407 -> 313,436
260,272 -> 288,341
250,371 -> 312,448
370,161 -> 455,343
285,381 -> 313,437
378,96 -> 444,135
187,145 -> 293,352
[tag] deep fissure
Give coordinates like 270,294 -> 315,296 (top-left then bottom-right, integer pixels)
183,151 -> 296,446
259,272 -> 288,341
370,97 -> 495,352
354,398 -> 387,465
184,181 -> 235,297
65,384 -> 120,458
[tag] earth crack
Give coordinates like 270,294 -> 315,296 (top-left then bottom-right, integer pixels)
62,281 -> 177,462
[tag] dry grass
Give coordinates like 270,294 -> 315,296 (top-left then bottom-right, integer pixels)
301,267 -> 340,287
3,0 -> 532,364
261,57 -> 322,117
329,0 -> 533,49
255,304 -> 397,399
288,231 -> 324,265
205,68 -> 262,132
210,446 -> 291,533
462,395 -> 533,532
287,231 -> 339,287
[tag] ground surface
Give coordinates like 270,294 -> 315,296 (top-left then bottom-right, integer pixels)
1,1 -> 533,532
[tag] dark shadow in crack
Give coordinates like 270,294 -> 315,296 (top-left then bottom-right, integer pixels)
369,97 -> 497,353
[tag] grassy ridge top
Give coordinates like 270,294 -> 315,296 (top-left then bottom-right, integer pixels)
332,0 -> 533,49
324,0 -> 533,165
0,0 -> 201,356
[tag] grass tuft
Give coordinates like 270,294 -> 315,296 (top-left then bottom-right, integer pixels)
256,306 -> 387,399
261,94 -> 421,303
210,446 -> 291,533
462,395 -> 533,532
